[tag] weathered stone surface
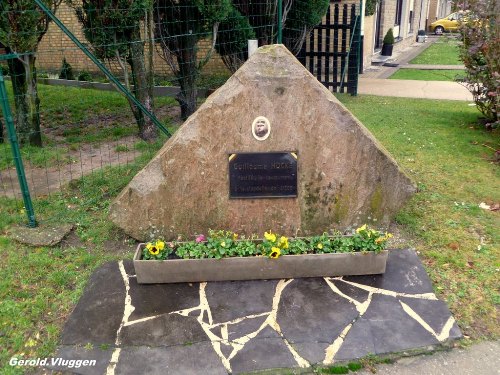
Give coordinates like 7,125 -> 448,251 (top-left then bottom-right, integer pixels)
114,344 -> 227,375
206,279 -> 279,323
127,278 -> 200,321
109,44 -> 415,241
120,313 -> 208,346
46,346 -> 114,375
348,294 -> 439,355
54,251 -> 462,373
8,223 -> 73,246
61,262 -> 124,345
277,278 -> 359,364
344,249 -> 434,294
230,326 -> 299,374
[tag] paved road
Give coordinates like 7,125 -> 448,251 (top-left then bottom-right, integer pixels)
358,78 -> 473,101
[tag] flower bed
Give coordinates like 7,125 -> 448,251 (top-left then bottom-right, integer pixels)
133,225 -> 392,284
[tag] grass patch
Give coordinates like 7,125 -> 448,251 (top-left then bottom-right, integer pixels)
0,136 -> 168,374
3,82 -> 177,145
0,143 -> 72,170
409,37 -> 462,65
389,69 -> 466,81
337,94 -> 500,339
114,144 -> 130,152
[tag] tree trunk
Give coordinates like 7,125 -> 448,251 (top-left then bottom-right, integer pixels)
127,29 -> 158,142
7,54 -> 42,147
176,40 -> 198,121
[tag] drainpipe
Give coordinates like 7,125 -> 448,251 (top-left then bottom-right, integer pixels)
418,0 -> 425,32
360,0 -> 365,73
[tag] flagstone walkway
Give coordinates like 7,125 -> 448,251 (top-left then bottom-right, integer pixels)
48,249 -> 461,374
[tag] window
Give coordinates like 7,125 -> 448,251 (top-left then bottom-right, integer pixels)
395,0 -> 404,25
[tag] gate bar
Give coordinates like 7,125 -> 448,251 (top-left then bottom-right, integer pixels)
340,13 -> 360,92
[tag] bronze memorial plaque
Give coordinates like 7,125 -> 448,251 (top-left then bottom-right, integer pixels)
228,152 -> 298,198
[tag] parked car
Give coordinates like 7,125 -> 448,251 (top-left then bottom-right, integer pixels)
429,12 -> 465,34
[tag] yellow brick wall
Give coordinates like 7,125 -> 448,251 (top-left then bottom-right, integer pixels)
36,3 -> 229,78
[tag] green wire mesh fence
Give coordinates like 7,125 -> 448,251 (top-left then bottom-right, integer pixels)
0,0 -> 360,230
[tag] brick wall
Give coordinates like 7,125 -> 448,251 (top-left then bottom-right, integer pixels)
36,3 -> 229,79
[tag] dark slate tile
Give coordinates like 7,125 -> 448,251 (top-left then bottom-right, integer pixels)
128,278 -> 200,321
399,297 -> 462,339
344,249 -> 434,294
363,294 -> 440,354
220,341 -> 234,360
330,279 -> 370,304
277,278 -> 359,347
115,343 -> 227,375
61,262 -> 124,345
288,342 -> 329,365
122,259 -> 135,276
120,313 -> 209,346
230,326 -> 299,374
227,315 -> 269,342
206,279 -> 279,323
334,319 -> 376,361
449,322 -> 463,341
45,345 -> 113,375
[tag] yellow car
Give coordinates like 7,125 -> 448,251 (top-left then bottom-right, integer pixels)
429,12 -> 465,34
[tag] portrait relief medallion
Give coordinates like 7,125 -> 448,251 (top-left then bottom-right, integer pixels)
251,116 -> 271,141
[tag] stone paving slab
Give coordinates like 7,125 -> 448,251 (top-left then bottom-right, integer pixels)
358,78 -> 473,101
8,223 -> 74,247
48,249 -> 461,374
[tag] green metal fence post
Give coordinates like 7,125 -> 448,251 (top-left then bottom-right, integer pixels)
34,0 -> 172,138
0,68 -> 37,227
277,0 -> 283,44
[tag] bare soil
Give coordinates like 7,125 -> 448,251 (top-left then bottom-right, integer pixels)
0,135 -> 140,198
0,106 -> 181,199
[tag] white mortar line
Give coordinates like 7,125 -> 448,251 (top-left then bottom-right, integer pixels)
221,325 -> 229,341
105,348 -> 121,375
208,312 -> 269,328
399,301 -> 456,342
226,280 -> 297,362
115,261 -> 135,346
192,283 -> 233,372
323,322 -> 354,365
337,278 -> 438,300
436,317 -> 456,342
199,282 -> 213,325
323,292 -> 374,365
171,305 -> 203,317
324,277 -> 362,309
124,315 -> 161,327
264,279 -> 309,368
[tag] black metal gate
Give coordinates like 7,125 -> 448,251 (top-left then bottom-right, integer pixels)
298,3 -> 361,95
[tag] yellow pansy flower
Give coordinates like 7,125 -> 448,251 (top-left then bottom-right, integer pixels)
270,247 -> 281,259
264,231 -> 277,243
146,242 -> 160,255
356,224 -> 367,233
317,243 -> 323,249
279,236 -> 289,249
156,240 -> 165,250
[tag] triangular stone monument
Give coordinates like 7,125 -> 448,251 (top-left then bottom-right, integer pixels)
109,45 -> 415,241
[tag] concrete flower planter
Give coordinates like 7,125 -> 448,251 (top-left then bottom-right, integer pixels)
133,244 -> 388,284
